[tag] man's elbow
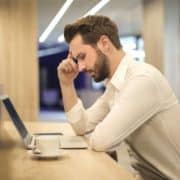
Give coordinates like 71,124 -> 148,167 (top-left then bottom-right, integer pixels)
75,130 -> 85,136
90,137 -> 110,152
71,124 -> 86,136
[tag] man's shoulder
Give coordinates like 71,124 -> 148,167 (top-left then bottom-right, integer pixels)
127,60 -> 163,80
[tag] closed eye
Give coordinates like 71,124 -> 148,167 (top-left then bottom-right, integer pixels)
77,53 -> 86,61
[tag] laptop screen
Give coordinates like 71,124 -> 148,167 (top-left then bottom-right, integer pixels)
0,95 -> 28,139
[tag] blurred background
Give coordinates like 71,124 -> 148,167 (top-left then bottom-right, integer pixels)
38,0 -> 145,121
0,0 -> 179,122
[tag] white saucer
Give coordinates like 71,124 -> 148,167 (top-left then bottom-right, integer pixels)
28,150 -> 62,159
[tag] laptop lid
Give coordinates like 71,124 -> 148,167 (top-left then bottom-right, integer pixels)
0,95 -> 29,139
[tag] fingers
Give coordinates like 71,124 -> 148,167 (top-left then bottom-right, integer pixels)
63,60 -> 75,73
68,51 -> 78,64
67,52 -> 72,59
57,57 -> 78,74
67,52 -> 86,71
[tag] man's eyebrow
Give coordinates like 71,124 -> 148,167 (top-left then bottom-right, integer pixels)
76,53 -> 84,59
73,52 -> 84,60
69,51 -> 77,60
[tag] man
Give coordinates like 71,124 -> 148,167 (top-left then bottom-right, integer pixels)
57,15 -> 180,179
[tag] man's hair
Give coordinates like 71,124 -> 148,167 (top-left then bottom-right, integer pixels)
64,15 -> 122,49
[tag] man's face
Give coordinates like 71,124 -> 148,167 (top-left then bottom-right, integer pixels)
70,34 -> 110,82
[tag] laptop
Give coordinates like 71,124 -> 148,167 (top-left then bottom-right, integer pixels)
0,95 -> 88,149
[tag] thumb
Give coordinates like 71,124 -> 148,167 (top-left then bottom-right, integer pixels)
67,52 -> 72,59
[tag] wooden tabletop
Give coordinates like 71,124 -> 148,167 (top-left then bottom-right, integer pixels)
0,121 -> 135,180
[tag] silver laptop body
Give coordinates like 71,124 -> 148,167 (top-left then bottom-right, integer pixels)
0,95 -> 62,149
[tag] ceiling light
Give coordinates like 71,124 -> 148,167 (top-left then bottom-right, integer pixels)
57,0 -> 110,43
39,0 -> 74,43
58,34 -> 65,43
83,0 -> 110,16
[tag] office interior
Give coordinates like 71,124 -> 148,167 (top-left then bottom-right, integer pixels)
0,0 -> 179,179
0,0 -> 179,122
0,0 -> 180,121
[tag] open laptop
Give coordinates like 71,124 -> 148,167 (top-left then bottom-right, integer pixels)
0,95 -> 88,149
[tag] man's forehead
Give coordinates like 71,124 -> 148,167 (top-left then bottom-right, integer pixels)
69,37 -> 92,57
70,34 -> 83,47
69,46 -> 84,58
69,35 -> 84,55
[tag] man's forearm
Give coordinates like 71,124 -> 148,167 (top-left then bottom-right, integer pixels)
60,82 -> 78,112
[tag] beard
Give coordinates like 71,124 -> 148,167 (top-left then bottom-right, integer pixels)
92,48 -> 110,82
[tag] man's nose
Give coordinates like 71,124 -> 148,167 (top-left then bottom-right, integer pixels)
78,62 -> 86,72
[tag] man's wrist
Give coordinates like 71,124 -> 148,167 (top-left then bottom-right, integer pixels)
59,79 -> 73,87
59,81 -> 74,90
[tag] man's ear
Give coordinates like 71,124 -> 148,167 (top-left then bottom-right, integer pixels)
97,35 -> 109,53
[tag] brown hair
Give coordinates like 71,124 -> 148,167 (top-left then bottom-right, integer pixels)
64,15 -> 122,49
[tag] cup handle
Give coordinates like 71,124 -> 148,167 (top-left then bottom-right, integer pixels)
33,148 -> 41,154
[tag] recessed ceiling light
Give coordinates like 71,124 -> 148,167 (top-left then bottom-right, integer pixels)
57,0 -> 110,43
39,0 -> 74,43
83,0 -> 110,16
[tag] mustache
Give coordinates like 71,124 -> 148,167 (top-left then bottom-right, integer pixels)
84,69 -> 95,73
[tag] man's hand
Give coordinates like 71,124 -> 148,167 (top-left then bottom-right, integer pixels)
57,54 -> 79,86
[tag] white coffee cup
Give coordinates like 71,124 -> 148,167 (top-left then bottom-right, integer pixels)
33,135 -> 59,156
